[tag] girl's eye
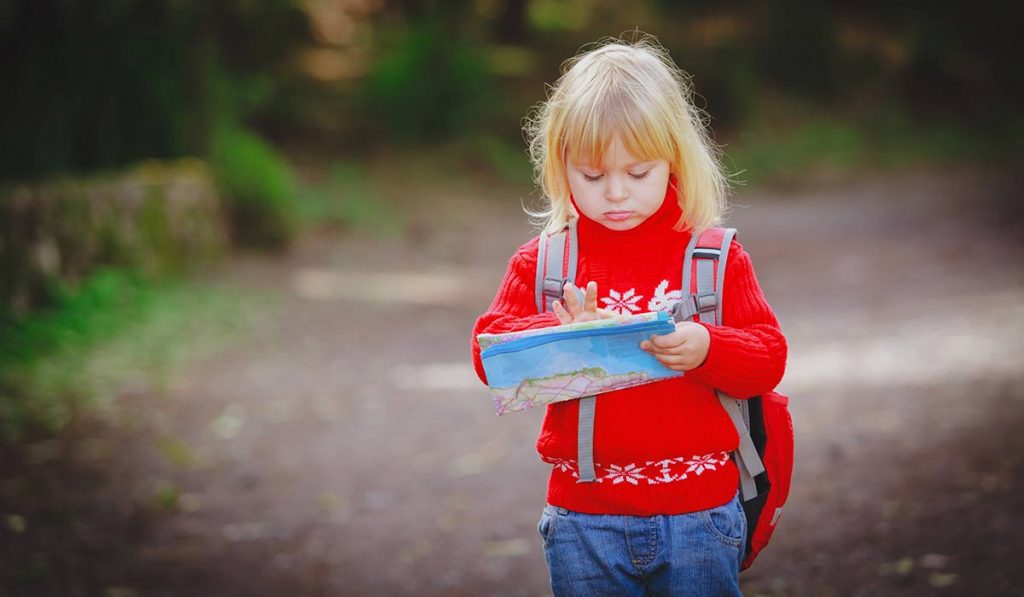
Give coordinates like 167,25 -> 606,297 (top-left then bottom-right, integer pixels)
583,173 -> 603,182
630,170 -> 651,180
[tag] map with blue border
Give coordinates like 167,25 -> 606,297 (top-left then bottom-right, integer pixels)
479,311 -> 683,414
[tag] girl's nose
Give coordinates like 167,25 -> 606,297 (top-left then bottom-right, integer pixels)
606,175 -> 628,202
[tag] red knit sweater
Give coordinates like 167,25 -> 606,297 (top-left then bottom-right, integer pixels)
470,186 -> 787,516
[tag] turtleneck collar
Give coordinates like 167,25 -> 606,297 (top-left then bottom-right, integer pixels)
570,179 -> 685,245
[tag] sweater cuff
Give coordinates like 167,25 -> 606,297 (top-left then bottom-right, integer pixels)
691,321 -> 722,376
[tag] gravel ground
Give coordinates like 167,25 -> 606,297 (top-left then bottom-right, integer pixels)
1,165 -> 1021,597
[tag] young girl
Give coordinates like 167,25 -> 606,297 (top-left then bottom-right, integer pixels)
470,36 -> 787,596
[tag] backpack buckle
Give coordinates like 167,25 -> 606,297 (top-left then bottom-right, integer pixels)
542,277 -> 586,311
542,276 -> 570,301
671,292 -> 718,322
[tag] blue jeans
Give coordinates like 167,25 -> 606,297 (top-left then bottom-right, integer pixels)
537,491 -> 746,596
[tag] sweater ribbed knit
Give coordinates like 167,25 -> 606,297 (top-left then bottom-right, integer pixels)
470,185 -> 787,516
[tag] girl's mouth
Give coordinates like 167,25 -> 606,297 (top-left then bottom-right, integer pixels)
604,211 -> 634,221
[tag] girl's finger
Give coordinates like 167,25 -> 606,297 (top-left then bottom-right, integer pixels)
650,348 -> 682,360
654,352 -> 685,363
584,281 -> 599,313
644,344 -> 670,357
562,283 -> 581,316
552,300 -> 571,324
649,333 -> 686,350
650,344 -> 695,359
643,340 -> 675,353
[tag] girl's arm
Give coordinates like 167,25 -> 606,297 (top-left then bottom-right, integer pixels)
683,239 -> 788,398
470,237 -> 562,385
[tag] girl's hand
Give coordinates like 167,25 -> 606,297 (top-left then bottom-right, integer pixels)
552,281 -> 616,324
640,321 -> 711,372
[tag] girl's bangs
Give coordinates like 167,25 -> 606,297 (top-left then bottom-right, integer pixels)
562,91 -> 671,168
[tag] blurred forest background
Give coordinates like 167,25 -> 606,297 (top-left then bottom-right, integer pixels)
3,0 -> 1020,271
1,1 -> 1022,595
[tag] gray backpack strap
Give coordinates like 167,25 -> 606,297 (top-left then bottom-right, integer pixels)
718,390 -> 765,500
535,221 -> 597,483
687,228 -> 763,502
714,228 -> 736,324
576,396 -> 598,482
562,220 -> 597,483
536,220 -> 581,313
534,230 -> 550,313
682,228 -> 737,323
693,228 -> 734,325
674,229 -> 718,323
681,228 -> 702,294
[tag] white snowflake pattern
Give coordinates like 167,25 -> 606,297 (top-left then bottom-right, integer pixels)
601,288 -> 644,315
684,453 -> 728,476
604,463 -> 647,485
548,457 -> 578,477
647,280 -> 682,313
541,452 -> 729,485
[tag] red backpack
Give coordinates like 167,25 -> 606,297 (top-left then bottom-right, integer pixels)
535,222 -> 794,570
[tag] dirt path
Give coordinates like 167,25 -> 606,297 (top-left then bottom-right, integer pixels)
2,166 -> 1022,596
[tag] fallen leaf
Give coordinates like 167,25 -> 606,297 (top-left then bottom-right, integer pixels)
5,514 -> 27,534
927,573 -> 958,588
210,404 -> 247,439
878,557 -> 914,577
157,437 -> 196,468
317,492 -> 342,513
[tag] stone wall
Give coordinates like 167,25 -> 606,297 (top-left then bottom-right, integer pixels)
1,158 -> 228,314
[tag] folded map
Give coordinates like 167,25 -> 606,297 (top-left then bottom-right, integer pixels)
478,311 -> 683,415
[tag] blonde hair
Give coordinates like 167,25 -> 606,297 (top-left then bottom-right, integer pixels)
524,34 -> 729,234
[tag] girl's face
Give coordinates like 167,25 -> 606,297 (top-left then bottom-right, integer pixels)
566,136 -> 671,231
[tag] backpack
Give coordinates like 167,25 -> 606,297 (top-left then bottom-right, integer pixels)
534,220 -> 794,571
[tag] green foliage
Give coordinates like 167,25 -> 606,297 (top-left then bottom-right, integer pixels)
361,18 -> 493,142
466,135 -> 534,185
210,126 -> 300,249
0,269 -> 152,366
0,267 -> 268,443
202,50 -> 305,251
151,480 -> 181,514
527,0 -> 589,32
157,437 -> 197,469
726,115 -> 865,184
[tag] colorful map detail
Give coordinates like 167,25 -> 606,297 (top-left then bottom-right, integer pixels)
479,311 -> 683,415
477,312 -> 662,351
490,367 -> 659,414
